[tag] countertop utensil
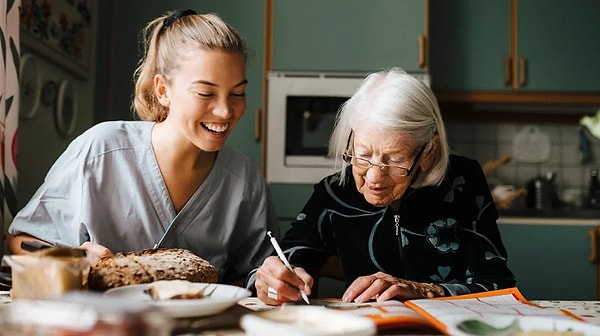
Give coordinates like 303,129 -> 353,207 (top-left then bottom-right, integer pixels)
579,126 -> 593,164
482,154 -> 512,175
513,126 -> 551,163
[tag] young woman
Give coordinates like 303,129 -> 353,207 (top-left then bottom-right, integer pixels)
7,9 -> 278,286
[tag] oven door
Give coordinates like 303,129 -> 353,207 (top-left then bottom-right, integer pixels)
285,95 -> 346,164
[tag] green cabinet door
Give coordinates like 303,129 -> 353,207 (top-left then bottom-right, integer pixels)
269,184 -> 314,221
499,223 -> 595,300
272,0 -> 426,73
217,1 -> 265,166
429,0 -> 509,90
517,0 -> 600,92
430,0 -> 600,92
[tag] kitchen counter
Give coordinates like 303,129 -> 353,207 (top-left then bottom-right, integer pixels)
498,209 -> 600,225
499,208 -> 600,219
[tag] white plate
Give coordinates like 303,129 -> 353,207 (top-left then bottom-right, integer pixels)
104,282 -> 251,318
241,306 -> 376,336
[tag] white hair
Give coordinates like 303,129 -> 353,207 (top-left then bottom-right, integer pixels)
328,67 -> 449,188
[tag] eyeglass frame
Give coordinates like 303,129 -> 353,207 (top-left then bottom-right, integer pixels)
341,130 -> 427,177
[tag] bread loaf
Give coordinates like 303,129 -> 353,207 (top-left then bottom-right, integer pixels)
88,248 -> 217,291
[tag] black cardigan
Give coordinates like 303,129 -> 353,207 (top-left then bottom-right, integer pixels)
281,154 -> 516,296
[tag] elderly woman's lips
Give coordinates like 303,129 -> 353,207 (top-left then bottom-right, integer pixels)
367,185 -> 387,192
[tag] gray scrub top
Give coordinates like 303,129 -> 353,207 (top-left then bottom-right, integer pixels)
8,121 -> 279,283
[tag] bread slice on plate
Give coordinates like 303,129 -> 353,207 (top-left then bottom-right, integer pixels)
148,279 -> 206,300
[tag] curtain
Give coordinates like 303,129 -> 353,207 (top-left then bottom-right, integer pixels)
1,0 -> 20,252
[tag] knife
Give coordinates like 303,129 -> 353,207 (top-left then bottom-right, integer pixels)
21,240 -> 57,252
153,214 -> 182,249
20,240 -> 85,257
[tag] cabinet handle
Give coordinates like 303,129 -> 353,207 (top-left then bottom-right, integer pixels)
518,57 -> 527,87
589,226 -> 599,264
504,57 -> 512,86
418,35 -> 426,68
254,108 -> 261,141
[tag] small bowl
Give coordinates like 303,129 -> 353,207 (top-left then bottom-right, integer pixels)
240,305 -> 376,336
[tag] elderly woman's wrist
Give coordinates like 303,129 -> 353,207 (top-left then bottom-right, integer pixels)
430,284 -> 445,297
420,283 -> 445,298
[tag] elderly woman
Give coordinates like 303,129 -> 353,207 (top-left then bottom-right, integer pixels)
255,68 -> 516,304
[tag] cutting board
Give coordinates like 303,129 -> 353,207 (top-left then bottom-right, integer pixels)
512,126 -> 551,163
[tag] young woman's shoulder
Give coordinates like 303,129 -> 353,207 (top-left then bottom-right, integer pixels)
82,120 -> 152,141
67,121 -> 153,159
75,121 -> 151,146
216,146 -> 264,181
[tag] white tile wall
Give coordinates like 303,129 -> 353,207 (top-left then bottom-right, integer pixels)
446,121 -> 600,209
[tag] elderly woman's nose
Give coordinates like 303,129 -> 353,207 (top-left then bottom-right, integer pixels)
365,164 -> 387,180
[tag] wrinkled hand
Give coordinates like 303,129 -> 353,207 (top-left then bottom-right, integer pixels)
255,256 -> 313,305
342,272 -> 444,303
79,242 -> 112,263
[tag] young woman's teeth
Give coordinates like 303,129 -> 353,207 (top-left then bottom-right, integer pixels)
202,122 -> 229,134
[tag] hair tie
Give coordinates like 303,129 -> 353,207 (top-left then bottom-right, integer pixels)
162,9 -> 196,32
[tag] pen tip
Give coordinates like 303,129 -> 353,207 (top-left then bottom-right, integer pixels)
302,292 -> 310,305
267,231 -> 272,238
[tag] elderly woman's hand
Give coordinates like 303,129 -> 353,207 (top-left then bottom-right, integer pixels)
342,272 -> 444,303
79,242 -> 112,263
255,256 -> 313,305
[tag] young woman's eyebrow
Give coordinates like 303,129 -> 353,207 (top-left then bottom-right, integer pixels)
192,79 -> 248,87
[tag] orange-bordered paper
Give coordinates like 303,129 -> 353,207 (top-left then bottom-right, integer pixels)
405,287 -> 590,335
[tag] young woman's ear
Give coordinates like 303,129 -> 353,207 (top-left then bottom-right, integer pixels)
154,74 -> 170,107
419,134 -> 440,171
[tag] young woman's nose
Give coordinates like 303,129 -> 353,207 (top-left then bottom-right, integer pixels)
213,97 -> 234,118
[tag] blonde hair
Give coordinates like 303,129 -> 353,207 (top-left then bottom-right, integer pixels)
329,67 -> 450,188
132,11 -> 248,121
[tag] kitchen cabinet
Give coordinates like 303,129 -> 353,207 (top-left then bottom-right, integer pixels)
517,0 -> 600,92
430,0 -> 600,92
270,184 -> 314,223
498,222 -> 596,300
429,0 -> 508,91
271,0 -> 427,73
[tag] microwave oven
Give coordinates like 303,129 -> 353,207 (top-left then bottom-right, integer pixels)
265,71 -> 430,184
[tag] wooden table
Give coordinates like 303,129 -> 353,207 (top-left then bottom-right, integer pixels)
533,300 -> 600,324
3,292 -> 600,335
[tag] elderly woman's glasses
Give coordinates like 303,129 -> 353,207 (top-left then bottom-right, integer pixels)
342,130 -> 427,177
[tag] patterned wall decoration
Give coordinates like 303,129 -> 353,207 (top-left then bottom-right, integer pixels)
0,0 -> 20,248
20,0 -> 92,79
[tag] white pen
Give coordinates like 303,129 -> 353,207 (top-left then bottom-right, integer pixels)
267,231 -> 310,304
